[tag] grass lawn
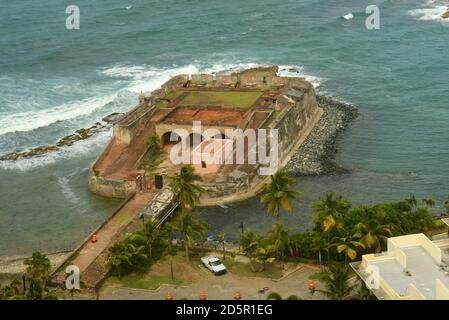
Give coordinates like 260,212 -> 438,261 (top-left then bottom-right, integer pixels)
222,259 -> 283,279
103,252 -> 203,291
106,274 -> 187,291
179,91 -> 262,109
154,90 -> 184,108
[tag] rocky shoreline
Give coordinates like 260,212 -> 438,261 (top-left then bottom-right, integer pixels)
0,113 -> 124,161
285,95 -> 358,176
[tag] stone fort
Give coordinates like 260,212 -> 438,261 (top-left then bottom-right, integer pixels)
88,66 -> 323,203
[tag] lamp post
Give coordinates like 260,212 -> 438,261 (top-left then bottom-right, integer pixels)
22,274 -> 26,292
238,222 -> 244,252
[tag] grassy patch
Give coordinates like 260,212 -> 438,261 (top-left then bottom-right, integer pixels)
106,274 -> 187,290
223,259 -> 283,279
180,91 -> 262,109
154,91 -> 184,108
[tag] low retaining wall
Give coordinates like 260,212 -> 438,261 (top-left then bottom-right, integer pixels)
113,105 -> 156,144
48,192 -> 136,287
88,167 -> 136,198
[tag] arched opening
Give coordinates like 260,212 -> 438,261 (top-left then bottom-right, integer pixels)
161,131 -> 181,146
188,132 -> 204,147
210,133 -> 230,140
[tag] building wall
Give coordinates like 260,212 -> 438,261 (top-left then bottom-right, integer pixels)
271,84 -> 320,162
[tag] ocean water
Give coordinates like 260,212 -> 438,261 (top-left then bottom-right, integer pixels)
1,0 -> 449,254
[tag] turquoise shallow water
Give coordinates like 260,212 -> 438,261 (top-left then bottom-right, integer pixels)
1,0 -> 449,253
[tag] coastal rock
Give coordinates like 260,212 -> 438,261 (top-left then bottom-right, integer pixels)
0,113 -> 124,161
442,9 -> 449,19
102,112 -> 124,123
285,95 -> 358,176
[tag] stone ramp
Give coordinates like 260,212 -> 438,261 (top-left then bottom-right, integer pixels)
47,192 -> 156,288
97,124 -> 155,180
71,192 -> 154,274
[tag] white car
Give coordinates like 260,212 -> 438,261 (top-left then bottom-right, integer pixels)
201,256 -> 227,275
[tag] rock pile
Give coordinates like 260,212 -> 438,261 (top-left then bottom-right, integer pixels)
285,95 -> 358,176
0,112 -> 124,161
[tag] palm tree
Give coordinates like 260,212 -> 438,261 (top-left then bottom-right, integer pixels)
138,220 -> 164,262
316,264 -> 355,300
312,233 -> 327,270
311,192 -> 351,263
218,231 -> 226,260
260,170 -> 302,220
145,134 -> 161,149
107,241 -> 147,278
176,213 -> 210,262
330,234 -> 365,265
355,220 -> 392,253
169,165 -> 205,211
405,195 -> 418,208
9,279 -> 21,296
238,230 -> 260,272
444,194 -> 449,214
24,252 -> 51,300
422,198 -> 435,208
256,245 -> 276,271
351,281 -> 376,300
267,221 -> 293,264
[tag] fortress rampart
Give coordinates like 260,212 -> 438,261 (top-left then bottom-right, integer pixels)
88,66 -> 323,201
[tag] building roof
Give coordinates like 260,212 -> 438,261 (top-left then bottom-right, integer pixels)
353,233 -> 449,300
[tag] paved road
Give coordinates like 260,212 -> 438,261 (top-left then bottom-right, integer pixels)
99,264 -> 327,300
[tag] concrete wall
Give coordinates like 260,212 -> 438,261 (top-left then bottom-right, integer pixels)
409,283 -> 426,300
113,105 -> 156,144
388,233 -> 442,264
436,279 -> 449,300
88,168 -> 136,198
271,86 -> 320,162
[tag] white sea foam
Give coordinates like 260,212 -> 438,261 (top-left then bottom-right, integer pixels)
57,176 -> 81,204
0,94 -> 117,136
277,64 -> 322,88
100,62 -> 322,91
0,130 -> 112,171
409,4 -> 448,22
0,62 -> 320,136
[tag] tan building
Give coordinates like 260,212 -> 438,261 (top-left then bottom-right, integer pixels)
191,137 -> 233,175
352,233 -> 449,300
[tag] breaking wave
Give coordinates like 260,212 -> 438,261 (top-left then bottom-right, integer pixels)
0,62 -> 322,169
408,2 -> 448,23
